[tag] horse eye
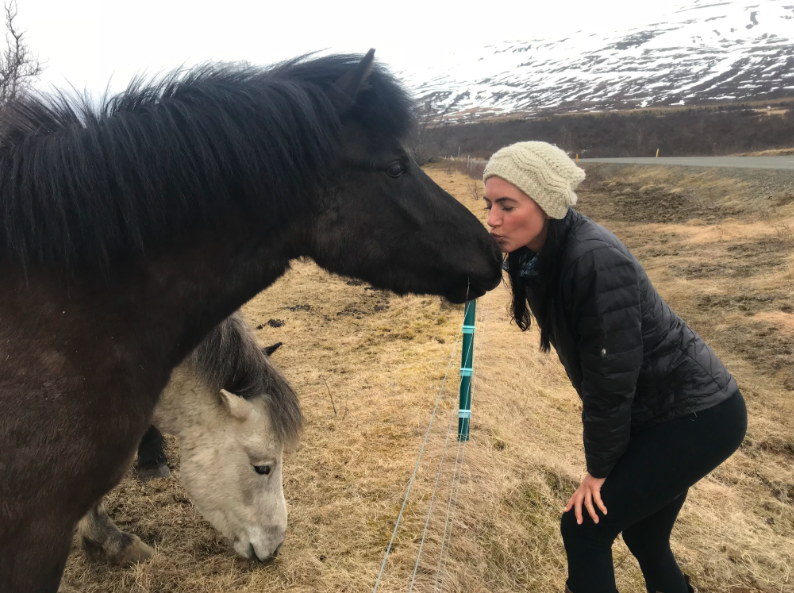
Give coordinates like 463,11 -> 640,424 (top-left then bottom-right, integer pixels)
386,162 -> 405,178
253,465 -> 271,476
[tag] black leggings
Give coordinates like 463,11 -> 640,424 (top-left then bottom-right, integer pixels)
561,391 -> 747,593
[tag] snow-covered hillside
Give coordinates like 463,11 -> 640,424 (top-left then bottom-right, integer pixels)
405,0 -> 794,121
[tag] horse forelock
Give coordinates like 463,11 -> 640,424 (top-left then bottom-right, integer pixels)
0,53 -> 414,270
192,312 -> 302,448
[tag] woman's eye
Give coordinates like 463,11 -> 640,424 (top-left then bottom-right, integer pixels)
253,465 -> 272,476
502,206 -> 514,212
386,162 -> 405,178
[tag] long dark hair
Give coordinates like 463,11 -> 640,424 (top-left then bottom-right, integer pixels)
506,213 -> 570,352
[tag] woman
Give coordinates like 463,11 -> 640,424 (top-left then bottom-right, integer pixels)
483,142 -> 747,593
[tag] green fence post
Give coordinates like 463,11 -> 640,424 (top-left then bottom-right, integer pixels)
458,300 -> 476,441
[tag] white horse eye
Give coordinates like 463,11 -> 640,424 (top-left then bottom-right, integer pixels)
253,465 -> 272,476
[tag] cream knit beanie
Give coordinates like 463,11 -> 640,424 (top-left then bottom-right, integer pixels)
483,141 -> 585,219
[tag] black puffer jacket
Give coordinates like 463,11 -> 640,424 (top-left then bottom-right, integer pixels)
524,210 -> 738,478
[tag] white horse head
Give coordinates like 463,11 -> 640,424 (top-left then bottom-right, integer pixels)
154,315 -> 301,561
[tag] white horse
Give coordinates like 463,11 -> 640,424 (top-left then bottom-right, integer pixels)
77,313 -> 302,565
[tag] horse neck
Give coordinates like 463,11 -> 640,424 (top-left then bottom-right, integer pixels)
139,215 -> 304,366
152,364 -> 218,440
0,212 -> 304,420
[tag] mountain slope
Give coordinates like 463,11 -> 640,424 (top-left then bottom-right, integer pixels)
407,0 -> 794,121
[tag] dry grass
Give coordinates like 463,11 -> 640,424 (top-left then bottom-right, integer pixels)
61,165 -> 794,593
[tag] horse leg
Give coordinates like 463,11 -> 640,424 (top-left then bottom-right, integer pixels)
135,425 -> 170,481
0,509 -> 77,593
77,501 -> 154,566
0,381 -> 160,592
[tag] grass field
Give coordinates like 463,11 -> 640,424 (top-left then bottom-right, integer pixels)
61,164 -> 794,593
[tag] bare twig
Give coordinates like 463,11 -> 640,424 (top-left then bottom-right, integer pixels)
468,178 -> 481,202
0,0 -> 44,107
411,94 -> 454,165
323,378 -> 337,416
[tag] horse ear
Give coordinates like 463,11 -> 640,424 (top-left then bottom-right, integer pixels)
219,389 -> 253,421
328,49 -> 376,114
263,342 -> 282,357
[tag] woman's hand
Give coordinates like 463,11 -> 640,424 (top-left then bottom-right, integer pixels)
564,473 -> 608,525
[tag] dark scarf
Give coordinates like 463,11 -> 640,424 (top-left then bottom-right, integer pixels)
502,246 -> 539,279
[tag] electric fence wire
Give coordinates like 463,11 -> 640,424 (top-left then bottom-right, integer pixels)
435,304 -> 487,592
372,299 -> 487,593
406,303 -> 484,592
371,323 -> 464,593
436,439 -> 468,593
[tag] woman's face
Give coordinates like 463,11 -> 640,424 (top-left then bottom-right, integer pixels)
484,176 -> 549,254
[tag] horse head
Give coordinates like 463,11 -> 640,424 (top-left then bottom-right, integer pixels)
299,50 -> 503,304
152,316 -> 301,562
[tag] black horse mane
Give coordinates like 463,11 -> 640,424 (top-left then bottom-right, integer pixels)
0,53 -> 413,269
192,312 -> 302,448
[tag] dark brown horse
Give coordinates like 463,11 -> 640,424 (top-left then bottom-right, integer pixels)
0,50 -> 501,592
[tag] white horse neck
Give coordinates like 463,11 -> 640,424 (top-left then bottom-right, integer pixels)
151,363 -> 217,439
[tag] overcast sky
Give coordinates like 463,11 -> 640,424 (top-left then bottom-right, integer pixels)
18,0 -> 685,95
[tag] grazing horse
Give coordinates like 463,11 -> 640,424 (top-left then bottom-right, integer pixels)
0,50 -> 502,593
78,314 -> 299,565
134,341 -> 283,480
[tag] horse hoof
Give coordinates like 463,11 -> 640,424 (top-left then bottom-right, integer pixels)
136,463 -> 170,481
113,535 -> 155,566
82,533 -> 155,566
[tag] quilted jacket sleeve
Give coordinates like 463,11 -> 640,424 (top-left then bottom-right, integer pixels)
566,245 -> 643,478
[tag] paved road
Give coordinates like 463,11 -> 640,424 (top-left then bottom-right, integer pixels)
578,156 -> 794,170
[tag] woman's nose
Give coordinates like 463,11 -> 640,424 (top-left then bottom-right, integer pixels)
487,210 -> 500,229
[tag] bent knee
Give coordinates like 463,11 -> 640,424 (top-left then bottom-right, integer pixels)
560,510 -> 619,548
560,510 -> 581,543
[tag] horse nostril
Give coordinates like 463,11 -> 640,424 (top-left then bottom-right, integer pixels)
272,543 -> 282,557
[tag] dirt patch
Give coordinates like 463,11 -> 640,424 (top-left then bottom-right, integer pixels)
578,163 -> 794,225
660,237 -> 790,280
722,321 -> 794,390
595,183 -> 737,224
727,237 -> 791,255
284,304 -> 311,312
695,293 -> 786,314
669,259 -> 783,279
757,437 -> 794,460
